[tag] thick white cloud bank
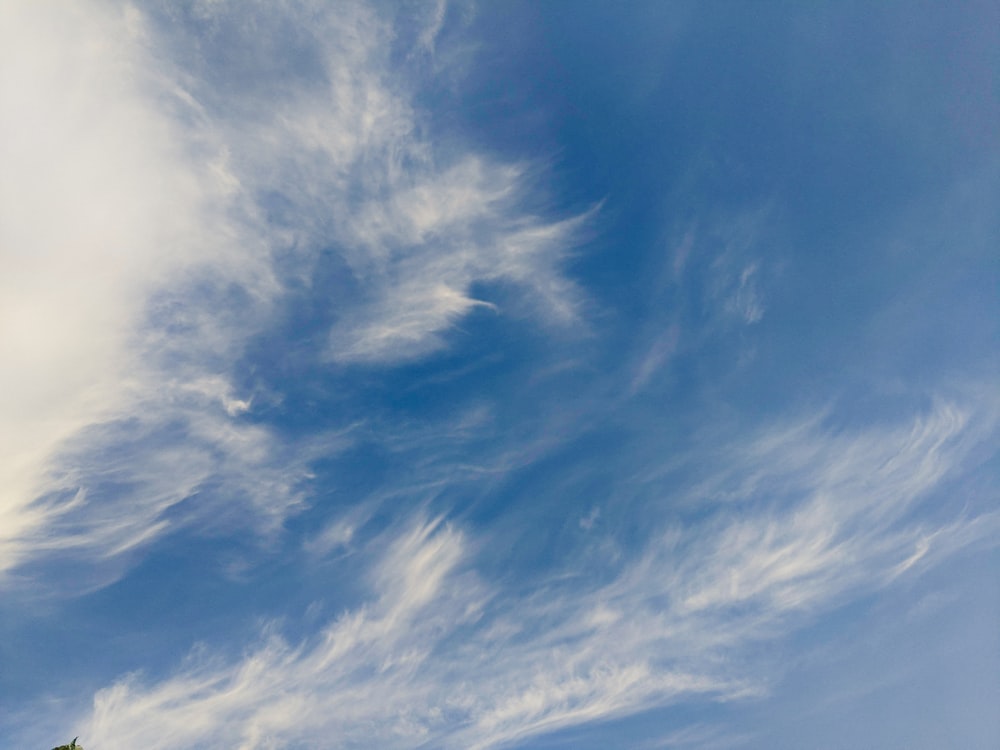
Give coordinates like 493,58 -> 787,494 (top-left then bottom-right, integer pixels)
0,0 -> 583,584
0,0 -> 296,581
0,0 -> 223,574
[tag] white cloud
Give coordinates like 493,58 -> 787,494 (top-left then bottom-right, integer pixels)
727,263 -> 764,324
630,322 -> 680,393
0,0 -> 586,583
76,397 -> 998,749
324,155 -> 589,363
82,516 -> 750,750
0,0 -> 274,579
701,207 -> 772,327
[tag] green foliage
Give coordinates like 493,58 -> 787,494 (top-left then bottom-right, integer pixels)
51,738 -> 81,750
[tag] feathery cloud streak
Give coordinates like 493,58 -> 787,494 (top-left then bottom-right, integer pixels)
82,398 -> 999,749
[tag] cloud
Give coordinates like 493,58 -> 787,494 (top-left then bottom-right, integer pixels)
726,263 -> 764,324
630,322 -> 680,393
77,397 -> 999,749
152,1 -> 590,365
329,163 -> 588,363
82,517 -> 749,750
0,0 -> 275,580
697,206 -> 773,328
0,0 -> 586,584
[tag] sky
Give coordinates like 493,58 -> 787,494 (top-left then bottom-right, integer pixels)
1,1 -> 998,748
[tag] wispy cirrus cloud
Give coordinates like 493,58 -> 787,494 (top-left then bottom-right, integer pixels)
83,517 -> 750,750
0,0 -> 586,584
77,396 -> 999,749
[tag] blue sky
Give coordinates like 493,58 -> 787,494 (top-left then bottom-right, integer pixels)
1,1 -> 998,748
